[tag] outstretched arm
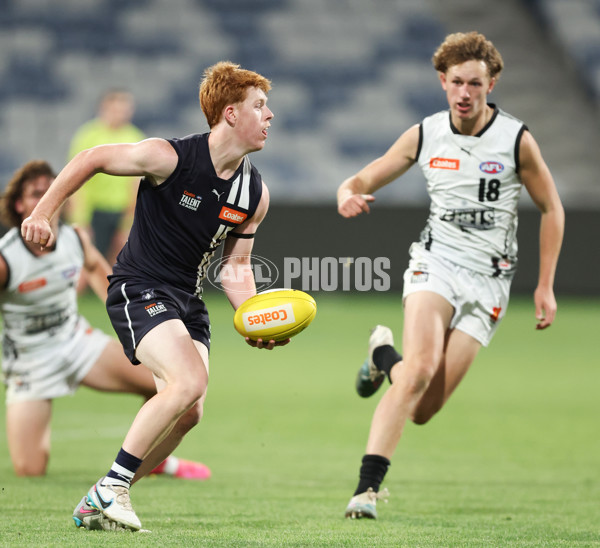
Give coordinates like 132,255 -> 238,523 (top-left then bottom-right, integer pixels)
221,183 -> 287,350
221,183 -> 270,309
519,130 -> 565,330
21,138 -> 177,248
337,124 -> 419,218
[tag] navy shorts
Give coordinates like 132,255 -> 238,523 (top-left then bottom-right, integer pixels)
106,277 -> 211,364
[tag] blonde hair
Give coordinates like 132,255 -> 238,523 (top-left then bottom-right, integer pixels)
199,61 -> 272,128
432,32 -> 504,79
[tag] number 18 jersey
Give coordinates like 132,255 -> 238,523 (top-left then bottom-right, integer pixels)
416,106 -> 527,277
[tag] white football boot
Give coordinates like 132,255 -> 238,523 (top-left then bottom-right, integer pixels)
87,477 -> 141,531
355,325 -> 395,397
73,496 -> 109,530
344,487 -> 390,519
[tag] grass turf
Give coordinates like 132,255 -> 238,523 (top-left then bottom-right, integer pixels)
0,292 -> 598,546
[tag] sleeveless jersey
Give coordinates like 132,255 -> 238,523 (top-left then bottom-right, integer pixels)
416,106 -> 527,277
0,225 -> 83,356
112,133 -> 263,297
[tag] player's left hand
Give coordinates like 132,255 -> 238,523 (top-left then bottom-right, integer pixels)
533,285 -> 557,329
245,337 -> 291,350
337,194 -> 375,218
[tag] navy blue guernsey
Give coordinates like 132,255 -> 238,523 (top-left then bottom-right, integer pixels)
111,133 -> 263,297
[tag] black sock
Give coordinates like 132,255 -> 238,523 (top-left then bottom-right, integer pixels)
373,345 -> 402,383
353,454 -> 391,496
104,447 -> 143,488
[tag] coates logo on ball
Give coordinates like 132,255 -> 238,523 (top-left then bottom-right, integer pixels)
234,289 -> 316,342
244,303 -> 295,330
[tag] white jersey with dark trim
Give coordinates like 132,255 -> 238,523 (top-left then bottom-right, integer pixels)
415,106 -> 527,277
0,225 -> 83,355
112,132 -> 263,297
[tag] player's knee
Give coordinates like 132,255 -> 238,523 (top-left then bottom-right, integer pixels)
13,457 -> 48,477
411,404 -> 440,425
174,378 -> 206,410
404,362 -> 437,397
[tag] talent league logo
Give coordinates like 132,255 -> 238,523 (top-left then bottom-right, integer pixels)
179,190 -> 202,211
145,302 -> 167,317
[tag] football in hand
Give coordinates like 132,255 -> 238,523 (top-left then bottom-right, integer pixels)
234,289 -> 317,342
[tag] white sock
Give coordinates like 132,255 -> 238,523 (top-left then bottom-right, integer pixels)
163,456 -> 180,475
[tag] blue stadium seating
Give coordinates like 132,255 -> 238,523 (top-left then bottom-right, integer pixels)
0,0 -> 435,201
0,0 -> 597,204
524,0 -> 600,101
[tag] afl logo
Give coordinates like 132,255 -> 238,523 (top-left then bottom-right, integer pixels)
479,161 -> 504,174
206,254 -> 279,293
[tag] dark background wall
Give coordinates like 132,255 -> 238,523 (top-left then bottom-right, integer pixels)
2,205 -> 593,296
245,206 -> 597,296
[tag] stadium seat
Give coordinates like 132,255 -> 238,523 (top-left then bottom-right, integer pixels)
5,0 -> 594,207
525,0 -> 600,100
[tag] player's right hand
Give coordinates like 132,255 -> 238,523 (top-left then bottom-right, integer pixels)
21,215 -> 55,248
533,285 -> 557,330
245,337 -> 291,350
337,194 -> 375,218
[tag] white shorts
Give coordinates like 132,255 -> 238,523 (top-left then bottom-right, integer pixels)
402,243 -> 512,347
2,316 -> 111,405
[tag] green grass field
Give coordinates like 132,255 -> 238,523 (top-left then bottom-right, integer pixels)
1,292 -> 599,547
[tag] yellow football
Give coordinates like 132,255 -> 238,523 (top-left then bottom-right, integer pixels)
233,289 -> 317,342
